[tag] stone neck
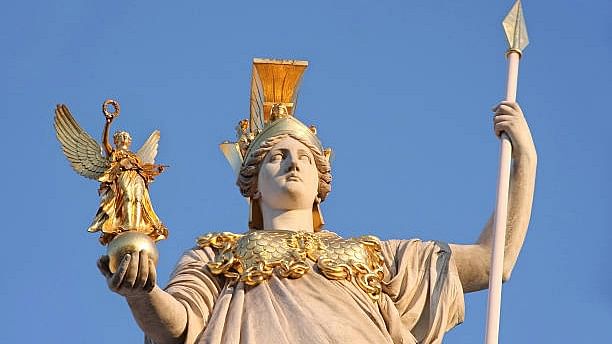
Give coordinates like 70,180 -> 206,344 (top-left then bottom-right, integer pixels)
260,206 -> 314,233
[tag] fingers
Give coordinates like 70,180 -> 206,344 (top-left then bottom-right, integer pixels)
492,100 -> 522,113
144,258 -> 157,292
134,250 -> 149,289
492,101 -> 525,138
97,255 -> 112,279
495,104 -> 513,116
493,114 -> 513,123
110,254 -> 132,292
122,251 -> 140,289
103,251 -> 157,295
490,101 -> 535,158
494,106 -> 522,120
494,121 -> 513,137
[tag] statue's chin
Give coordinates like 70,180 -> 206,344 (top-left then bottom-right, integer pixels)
283,183 -> 305,197
274,188 -> 314,209
107,232 -> 159,273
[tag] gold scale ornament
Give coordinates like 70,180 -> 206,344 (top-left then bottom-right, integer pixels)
197,230 -> 385,301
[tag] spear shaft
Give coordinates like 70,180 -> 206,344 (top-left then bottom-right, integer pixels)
485,1 -> 528,343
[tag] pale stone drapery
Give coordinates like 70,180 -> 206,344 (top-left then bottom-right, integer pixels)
147,238 -> 464,344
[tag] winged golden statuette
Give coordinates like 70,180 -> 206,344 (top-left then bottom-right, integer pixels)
54,99 -> 168,272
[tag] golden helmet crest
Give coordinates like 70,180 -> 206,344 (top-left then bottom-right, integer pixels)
220,58 -> 332,177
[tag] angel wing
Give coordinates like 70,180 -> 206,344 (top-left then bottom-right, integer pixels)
54,104 -> 110,180
136,130 -> 160,164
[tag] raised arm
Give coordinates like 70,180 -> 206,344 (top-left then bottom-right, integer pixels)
101,118 -> 113,156
450,101 -> 537,293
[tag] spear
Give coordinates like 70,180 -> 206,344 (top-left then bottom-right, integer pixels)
484,1 -> 529,343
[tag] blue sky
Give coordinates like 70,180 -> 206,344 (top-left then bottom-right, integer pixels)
1,0 -> 610,342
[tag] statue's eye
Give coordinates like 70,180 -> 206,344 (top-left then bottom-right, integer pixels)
299,154 -> 312,164
269,152 -> 283,162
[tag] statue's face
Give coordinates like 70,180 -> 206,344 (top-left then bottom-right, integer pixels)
114,132 -> 132,149
258,137 -> 319,211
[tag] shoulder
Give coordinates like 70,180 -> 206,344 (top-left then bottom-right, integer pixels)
169,232 -> 245,269
380,239 -> 452,276
166,243 -> 226,286
177,246 -> 218,265
196,231 -> 244,250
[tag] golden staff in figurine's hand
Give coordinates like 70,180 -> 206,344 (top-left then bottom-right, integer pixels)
54,100 -> 168,272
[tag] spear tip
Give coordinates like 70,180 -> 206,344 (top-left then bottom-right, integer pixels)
503,0 -> 529,54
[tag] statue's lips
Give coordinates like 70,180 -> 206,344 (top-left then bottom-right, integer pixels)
285,173 -> 302,182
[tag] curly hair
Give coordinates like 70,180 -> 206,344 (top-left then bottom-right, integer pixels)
113,131 -> 132,145
237,133 -> 332,202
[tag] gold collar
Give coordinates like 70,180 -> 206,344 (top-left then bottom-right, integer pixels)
197,230 -> 384,301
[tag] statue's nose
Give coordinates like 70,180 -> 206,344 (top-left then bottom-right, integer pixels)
286,158 -> 300,172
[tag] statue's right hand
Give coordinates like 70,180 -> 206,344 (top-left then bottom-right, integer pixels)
97,251 -> 157,297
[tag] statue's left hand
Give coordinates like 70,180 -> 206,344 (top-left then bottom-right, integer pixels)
97,251 -> 157,297
492,101 -> 537,159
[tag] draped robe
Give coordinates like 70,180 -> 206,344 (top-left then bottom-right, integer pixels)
147,237 -> 464,344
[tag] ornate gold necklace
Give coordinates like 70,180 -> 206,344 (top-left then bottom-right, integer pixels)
197,230 -> 385,301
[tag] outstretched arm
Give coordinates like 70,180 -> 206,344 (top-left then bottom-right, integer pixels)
98,252 -> 188,344
450,101 -> 537,293
102,118 -> 113,156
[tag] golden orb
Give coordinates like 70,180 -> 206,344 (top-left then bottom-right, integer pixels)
107,232 -> 159,273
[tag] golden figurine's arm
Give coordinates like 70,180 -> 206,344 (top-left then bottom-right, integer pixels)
101,99 -> 121,157
102,118 -> 113,156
